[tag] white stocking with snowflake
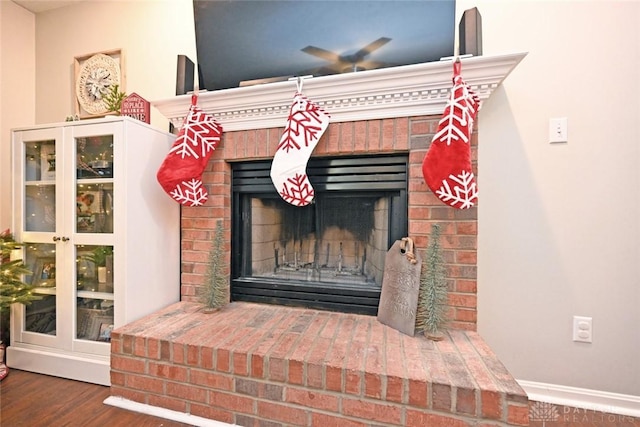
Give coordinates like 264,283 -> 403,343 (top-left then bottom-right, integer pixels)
270,92 -> 330,207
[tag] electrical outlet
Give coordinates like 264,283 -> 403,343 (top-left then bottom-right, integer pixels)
573,316 -> 592,343
549,117 -> 568,143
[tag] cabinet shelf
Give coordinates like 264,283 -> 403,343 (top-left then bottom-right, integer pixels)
33,287 -> 57,296
76,178 -> 113,185
25,181 -> 56,186
77,290 -> 114,300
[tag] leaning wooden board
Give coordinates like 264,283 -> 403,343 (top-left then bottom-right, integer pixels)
377,238 -> 422,336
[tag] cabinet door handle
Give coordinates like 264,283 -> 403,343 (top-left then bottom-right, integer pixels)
52,236 -> 61,242
61,237 -> 70,242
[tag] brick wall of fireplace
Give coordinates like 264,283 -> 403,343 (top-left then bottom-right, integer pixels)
179,114 -> 478,331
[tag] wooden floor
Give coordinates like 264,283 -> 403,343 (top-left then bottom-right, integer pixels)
1,369 -> 638,427
0,369 -> 193,427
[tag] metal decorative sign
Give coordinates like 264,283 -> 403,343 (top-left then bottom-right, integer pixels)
377,238 -> 422,336
121,92 -> 150,124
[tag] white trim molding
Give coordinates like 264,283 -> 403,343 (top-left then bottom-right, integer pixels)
104,396 -> 237,427
152,52 -> 527,132
520,380 -> 640,419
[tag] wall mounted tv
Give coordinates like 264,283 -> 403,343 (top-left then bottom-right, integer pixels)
193,0 -> 456,91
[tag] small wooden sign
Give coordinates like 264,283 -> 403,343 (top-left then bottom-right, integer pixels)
377,239 -> 422,336
121,92 -> 150,124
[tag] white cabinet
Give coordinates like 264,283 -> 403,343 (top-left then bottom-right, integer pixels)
8,117 -> 180,385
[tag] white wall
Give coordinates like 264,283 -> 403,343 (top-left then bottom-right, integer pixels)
32,0 -> 197,126
0,1 -> 35,231
456,0 -> 639,400
2,0 -> 638,409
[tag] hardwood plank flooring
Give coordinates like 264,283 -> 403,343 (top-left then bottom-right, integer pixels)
0,369 -> 193,427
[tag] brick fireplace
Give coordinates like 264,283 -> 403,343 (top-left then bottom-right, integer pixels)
108,53 -> 529,426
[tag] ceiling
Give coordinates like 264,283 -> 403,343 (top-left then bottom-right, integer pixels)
13,0 -> 82,13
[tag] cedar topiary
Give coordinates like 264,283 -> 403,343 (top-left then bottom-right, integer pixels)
199,220 -> 229,311
415,223 -> 449,340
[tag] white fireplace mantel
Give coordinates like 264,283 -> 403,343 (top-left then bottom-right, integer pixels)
153,52 -> 527,132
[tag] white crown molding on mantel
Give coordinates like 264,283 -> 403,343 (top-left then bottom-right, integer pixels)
152,52 -> 527,132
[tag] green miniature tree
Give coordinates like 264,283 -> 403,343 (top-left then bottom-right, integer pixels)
199,220 -> 229,311
415,223 -> 449,340
104,84 -> 126,113
1,230 -> 41,352
0,230 -> 40,313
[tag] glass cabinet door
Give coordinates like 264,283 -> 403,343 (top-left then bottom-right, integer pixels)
75,134 -> 114,234
71,124 -> 118,347
75,244 -> 114,342
24,139 -> 57,233
13,129 -> 65,348
22,243 -> 58,337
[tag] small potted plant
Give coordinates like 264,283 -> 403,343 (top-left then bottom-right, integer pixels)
84,246 -> 113,289
103,84 -> 126,115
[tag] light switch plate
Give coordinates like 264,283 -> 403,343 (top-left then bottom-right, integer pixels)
549,117 -> 568,143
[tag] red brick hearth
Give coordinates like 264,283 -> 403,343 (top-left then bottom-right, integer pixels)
110,301 -> 528,427
111,55 -> 529,426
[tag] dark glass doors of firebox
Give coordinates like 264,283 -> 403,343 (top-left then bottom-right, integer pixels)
230,154 -> 408,314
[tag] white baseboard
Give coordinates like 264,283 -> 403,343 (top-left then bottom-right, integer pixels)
7,345 -> 110,386
519,379 -> 640,419
103,396 -> 236,427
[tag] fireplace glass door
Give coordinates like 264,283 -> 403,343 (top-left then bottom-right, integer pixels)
232,155 -> 407,315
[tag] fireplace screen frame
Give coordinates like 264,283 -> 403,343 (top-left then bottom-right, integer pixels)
231,154 -> 408,315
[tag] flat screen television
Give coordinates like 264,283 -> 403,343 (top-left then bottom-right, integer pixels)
193,0 -> 456,91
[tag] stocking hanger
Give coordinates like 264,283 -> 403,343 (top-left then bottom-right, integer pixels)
439,54 -> 473,62
290,75 -> 313,94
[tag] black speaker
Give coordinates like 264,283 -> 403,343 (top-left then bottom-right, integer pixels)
459,8 -> 483,57
175,55 -> 195,96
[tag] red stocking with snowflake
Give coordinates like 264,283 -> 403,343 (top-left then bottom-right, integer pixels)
270,92 -> 330,206
422,60 -> 480,209
156,95 -> 223,206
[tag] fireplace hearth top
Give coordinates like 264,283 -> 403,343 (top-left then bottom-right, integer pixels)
153,52 -> 527,131
110,301 -> 529,426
